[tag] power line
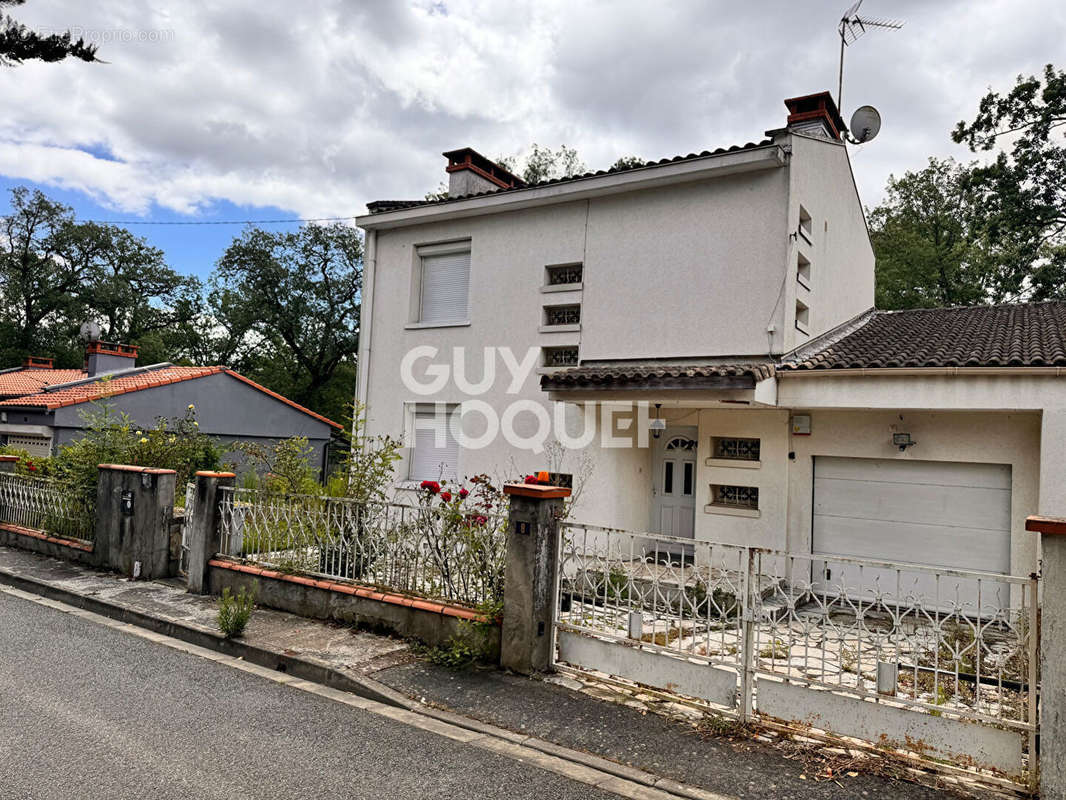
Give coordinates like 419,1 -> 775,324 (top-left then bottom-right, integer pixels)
81,215 -> 356,226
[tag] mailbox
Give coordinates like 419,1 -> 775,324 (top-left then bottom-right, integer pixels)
120,490 -> 134,516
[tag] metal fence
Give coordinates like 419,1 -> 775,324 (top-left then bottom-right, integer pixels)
0,472 -> 95,542
216,487 -> 508,608
555,522 -> 1038,782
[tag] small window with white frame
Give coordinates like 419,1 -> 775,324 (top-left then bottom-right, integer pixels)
408,404 -> 460,482
416,242 -> 471,325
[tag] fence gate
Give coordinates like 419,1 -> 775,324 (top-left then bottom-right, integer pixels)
176,481 -> 195,577
552,522 -> 1039,790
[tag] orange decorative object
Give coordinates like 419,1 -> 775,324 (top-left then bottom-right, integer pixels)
537,470 -> 550,483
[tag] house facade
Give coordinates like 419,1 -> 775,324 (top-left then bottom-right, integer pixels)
0,341 -> 341,473
356,91 -> 1066,600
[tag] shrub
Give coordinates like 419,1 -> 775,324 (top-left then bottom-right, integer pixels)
52,402 -> 223,503
217,587 -> 255,638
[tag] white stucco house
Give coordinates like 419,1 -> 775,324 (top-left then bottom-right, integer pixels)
355,91 -> 1066,600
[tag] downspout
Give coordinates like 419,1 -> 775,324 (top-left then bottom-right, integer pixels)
354,228 -> 377,446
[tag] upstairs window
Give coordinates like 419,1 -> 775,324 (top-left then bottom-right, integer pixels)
798,205 -> 813,242
544,304 -> 581,327
546,264 -> 582,286
418,244 -> 470,324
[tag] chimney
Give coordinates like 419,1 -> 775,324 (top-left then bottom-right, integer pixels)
442,147 -> 526,198
86,341 -> 138,377
783,92 -> 845,141
21,356 -> 53,369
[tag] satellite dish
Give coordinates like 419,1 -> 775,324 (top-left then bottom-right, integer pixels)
79,321 -> 101,342
849,105 -> 882,143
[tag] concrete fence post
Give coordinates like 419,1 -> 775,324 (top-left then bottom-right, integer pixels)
0,455 -> 17,473
94,464 -> 177,579
500,482 -> 571,675
1026,514 -> 1064,796
185,471 -> 235,594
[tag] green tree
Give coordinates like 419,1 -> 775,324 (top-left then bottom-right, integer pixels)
609,155 -> 646,171
209,223 -> 361,421
0,1 -> 98,65
498,144 -> 587,184
0,187 -> 201,366
952,64 -> 1066,300
870,158 -> 988,309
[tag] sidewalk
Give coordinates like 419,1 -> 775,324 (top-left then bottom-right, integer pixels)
0,544 -> 998,800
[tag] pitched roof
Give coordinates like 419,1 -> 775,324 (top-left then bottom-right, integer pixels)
0,365 -> 342,429
782,301 -> 1066,371
541,361 -> 775,391
367,140 -> 775,214
0,368 -> 89,397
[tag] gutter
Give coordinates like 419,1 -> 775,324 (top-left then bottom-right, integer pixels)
357,145 -> 786,230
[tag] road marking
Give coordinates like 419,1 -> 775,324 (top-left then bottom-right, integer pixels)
0,585 -> 736,800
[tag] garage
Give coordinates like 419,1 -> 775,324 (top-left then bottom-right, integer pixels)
812,456 -> 1012,610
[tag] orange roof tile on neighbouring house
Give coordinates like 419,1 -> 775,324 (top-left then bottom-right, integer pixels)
0,368 -> 89,398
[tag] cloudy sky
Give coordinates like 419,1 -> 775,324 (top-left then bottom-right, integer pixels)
2,0 -> 1063,276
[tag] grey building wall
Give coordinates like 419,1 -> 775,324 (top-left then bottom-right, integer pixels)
25,371 -> 336,476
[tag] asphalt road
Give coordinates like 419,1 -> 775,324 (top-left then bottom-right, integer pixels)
0,592 -> 618,800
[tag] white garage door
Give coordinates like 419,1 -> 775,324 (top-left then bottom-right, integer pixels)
813,457 -> 1012,611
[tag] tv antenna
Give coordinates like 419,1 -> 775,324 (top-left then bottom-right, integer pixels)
837,1 -> 903,113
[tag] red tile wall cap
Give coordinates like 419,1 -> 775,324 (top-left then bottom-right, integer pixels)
195,470 -> 237,478
503,482 -> 572,499
0,522 -> 94,551
98,463 -> 178,475
1026,515 -> 1066,536
0,455 -> 18,462
207,558 -> 493,622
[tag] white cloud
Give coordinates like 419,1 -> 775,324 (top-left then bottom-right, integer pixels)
2,0 -> 1063,217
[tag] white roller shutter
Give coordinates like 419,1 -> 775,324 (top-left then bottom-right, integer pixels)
408,409 -> 459,482
419,250 -> 470,324
812,457 -> 1012,611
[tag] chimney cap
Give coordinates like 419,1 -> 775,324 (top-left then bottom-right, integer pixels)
85,341 -> 138,358
21,356 -> 54,369
442,147 -> 526,190
783,91 -> 846,140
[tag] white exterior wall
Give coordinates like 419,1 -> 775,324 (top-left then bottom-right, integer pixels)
361,167 -> 803,523
782,134 -> 875,352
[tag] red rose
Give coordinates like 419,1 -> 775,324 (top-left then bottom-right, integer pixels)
27,463 -> 37,472
439,491 -> 452,502
420,480 -> 440,494
458,488 -> 469,499
524,475 -> 540,484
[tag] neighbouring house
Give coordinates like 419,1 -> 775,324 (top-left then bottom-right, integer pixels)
355,90 -> 1066,607
0,341 -> 341,473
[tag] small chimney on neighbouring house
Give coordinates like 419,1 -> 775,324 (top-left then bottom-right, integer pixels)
442,147 -> 526,198
783,92 -> 846,141
85,341 -> 138,377
21,356 -> 53,369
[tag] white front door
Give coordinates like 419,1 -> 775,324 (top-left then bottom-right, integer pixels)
652,428 -> 697,538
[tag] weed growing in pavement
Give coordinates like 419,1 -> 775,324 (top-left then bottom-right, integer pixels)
217,586 -> 255,638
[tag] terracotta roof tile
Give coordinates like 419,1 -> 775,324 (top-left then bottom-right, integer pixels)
0,365 -> 342,429
0,369 -> 88,397
782,302 -> 1066,371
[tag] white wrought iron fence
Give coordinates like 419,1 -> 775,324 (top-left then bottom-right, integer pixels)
0,472 -> 95,542
216,487 -> 508,608
555,522 -> 1039,784
177,481 -> 195,577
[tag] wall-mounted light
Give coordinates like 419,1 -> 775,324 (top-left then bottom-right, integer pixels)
892,432 -> 916,451
650,403 -> 666,440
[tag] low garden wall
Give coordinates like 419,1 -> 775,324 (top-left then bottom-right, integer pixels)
207,558 -> 500,654
0,522 -> 96,566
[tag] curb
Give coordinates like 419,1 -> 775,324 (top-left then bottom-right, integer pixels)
0,565 -> 411,710
0,564 -> 734,800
